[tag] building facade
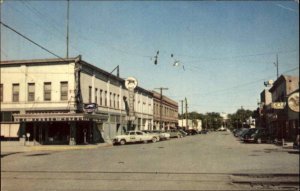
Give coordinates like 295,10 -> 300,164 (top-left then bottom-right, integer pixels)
0,56 -> 154,145
152,91 -> 178,130
267,75 -> 299,142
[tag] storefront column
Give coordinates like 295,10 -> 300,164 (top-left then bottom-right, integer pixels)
69,122 -> 76,145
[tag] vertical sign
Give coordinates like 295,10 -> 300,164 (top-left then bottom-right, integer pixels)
125,77 -> 138,121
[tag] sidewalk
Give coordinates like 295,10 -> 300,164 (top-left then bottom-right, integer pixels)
1,141 -> 113,154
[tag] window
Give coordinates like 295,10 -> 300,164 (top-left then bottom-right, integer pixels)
100,89 -> 103,106
136,132 -> 143,135
113,93 -> 116,108
44,82 -> 51,101
105,91 -> 107,106
110,92 -> 112,107
0,84 -> 3,102
12,84 -> 19,102
28,83 -> 35,102
117,94 -> 120,109
88,86 -> 92,103
95,88 -> 98,103
61,82 -> 68,101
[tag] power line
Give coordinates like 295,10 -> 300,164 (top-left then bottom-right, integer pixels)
0,21 -> 66,61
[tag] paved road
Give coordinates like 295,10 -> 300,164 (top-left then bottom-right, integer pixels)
1,131 -> 299,190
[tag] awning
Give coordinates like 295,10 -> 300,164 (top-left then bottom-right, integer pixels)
13,112 -> 109,122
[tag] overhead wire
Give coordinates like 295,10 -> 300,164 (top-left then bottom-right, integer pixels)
0,21 -> 66,61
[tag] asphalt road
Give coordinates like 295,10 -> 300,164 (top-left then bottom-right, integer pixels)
1,131 -> 299,190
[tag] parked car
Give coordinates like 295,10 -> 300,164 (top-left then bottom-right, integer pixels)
152,130 -> 171,140
234,128 -> 248,137
142,130 -> 161,142
243,128 -> 270,143
178,129 -> 188,136
240,128 -> 257,142
200,129 -> 208,134
166,129 -> 184,138
113,130 -> 157,145
185,129 -> 198,135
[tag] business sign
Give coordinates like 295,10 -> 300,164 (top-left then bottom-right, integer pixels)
83,103 -> 98,113
125,77 -> 137,121
125,77 -> 138,91
271,102 -> 286,109
288,92 -> 299,112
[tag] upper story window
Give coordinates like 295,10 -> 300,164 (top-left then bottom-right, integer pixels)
44,82 -> 51,101
61,82 -> 68,101
12,83 -> 19,102
28,83 -> 35,102
110,92 -> 112,107
113,93 -> 116,108
88,86 -> 92,103
95,88 -> 98,104
105,91 -> 107,106
117,94 -> 120,109
100,89 -> 103,106
0,84 -> 3,102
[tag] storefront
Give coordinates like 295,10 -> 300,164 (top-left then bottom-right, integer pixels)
14,112 -> 108,145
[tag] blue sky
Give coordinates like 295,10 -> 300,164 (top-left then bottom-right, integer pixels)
1,1 -> 299,114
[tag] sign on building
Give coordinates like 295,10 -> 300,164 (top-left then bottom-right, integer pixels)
83,103 -> 98,113
125,77 -> 138,121
271,102 -> 286,109
288,92 -> 299,112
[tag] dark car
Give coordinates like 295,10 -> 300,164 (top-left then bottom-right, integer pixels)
234,128 -> 248,137
185,129 -> 198,135
200,129 -> 208,134
244,128 -> 270,143
241,128 -> 257,142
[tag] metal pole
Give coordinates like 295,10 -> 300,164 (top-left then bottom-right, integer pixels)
180,100 -> 184,128
66,0 -> 69,58
185,97 -> 188,130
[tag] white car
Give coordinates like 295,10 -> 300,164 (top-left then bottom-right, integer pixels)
152,130 -> 171,140
113,130 -> 158,145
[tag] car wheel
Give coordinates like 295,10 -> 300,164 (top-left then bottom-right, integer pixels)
120,139 -> 126,145
152,137 -> 157,143
257,138 -> 262,144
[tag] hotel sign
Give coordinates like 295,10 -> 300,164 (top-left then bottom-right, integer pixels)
271,102 -> 286,109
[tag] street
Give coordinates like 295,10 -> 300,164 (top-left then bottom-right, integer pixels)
1,131 -> 299,190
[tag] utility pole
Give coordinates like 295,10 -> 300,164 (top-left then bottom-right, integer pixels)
155,88 -> 168,130
66,0 -> 70,58
180,100 -> 184,128
185,97 -> 188,130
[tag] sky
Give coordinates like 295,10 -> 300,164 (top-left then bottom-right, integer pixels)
1,0 -> 299,114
